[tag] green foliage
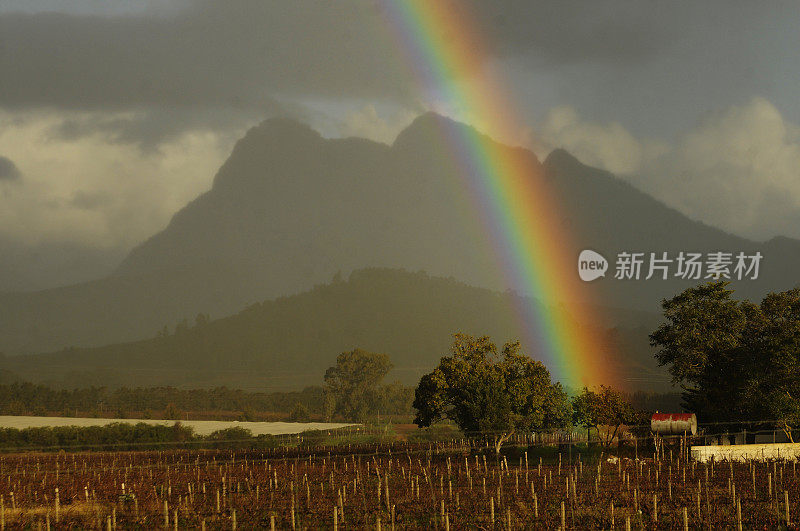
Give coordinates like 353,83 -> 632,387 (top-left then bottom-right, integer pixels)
238,407 -> 257,422
208,426 -> 253,448
741,289 -> 800,439
0,422 -> 196,451
0,382 -> 326,418
163,403 -> 181,420
3,269 -> 658,392
651,282 -> 800,438
651,282 -> 749,387
572,386 -> 635,447
289,402 -> 311,422
413,334 -> 570,452
324,349 -> 392,422
373,382 -> 415,417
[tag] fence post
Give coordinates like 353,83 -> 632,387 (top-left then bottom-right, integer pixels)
653,494 -> 658,523
786,490 -> 790,524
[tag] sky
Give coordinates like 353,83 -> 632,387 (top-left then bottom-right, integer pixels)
1,0 -> 799,288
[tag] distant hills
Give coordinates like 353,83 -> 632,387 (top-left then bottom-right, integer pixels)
0,113 -> 798,390
2,268 -> 664,391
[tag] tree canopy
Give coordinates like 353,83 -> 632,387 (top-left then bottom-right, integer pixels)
323,349 -> 393,422
572,385 -> 636,447
413,334 -> 570,452
651,282 -> 800,439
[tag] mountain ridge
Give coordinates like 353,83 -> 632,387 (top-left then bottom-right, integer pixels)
0,113 -> 797,376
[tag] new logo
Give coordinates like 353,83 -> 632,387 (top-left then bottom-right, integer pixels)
578,250 -> 608,282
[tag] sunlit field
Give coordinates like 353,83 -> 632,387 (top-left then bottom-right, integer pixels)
0,416 -> 355,437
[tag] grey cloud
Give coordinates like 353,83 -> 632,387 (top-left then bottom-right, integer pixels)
555,97 -> 800,242
471,1 -> 789,70
46,106 -> 291,151
0,156 -> 21,180
0,0 -> 686,115
3,0 -> 798,158
70,190 -> 108,210
0,1 -> 414,110
469,0 -> 667,65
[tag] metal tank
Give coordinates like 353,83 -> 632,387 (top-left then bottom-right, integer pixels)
650,413 -> 697,435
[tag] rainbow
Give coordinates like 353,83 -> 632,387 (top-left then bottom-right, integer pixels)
380,0 -> 617,389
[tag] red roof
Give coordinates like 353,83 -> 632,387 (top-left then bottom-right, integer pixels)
651,413 -> 694,421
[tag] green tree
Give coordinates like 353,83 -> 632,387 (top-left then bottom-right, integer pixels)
572,386 -> 635,447
323,349 -> 393,422
651,282 -> 800,438
740,289 -> 800,440
289,402 -> 311,422
413,334 -> 570,453
374,383 -> 415,417
650,282 -> 749,386
163,402 -> 181,420
650,282 -> 753,422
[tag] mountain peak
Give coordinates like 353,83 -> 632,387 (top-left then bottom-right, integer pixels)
210,116 -> 323,191
544,148 -> 582,170
243,116 -> 322,145
393,112 -> 462,149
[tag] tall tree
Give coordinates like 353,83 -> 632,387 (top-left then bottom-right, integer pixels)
741,289 -> 800,440
650,282 -> 752,421
413,334 -> 570,453
651,282 -> 800,437
650,282 -> 749,387
323,349 -> 392,422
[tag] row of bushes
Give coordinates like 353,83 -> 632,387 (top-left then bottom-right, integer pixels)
0,420 -> 470,452
0,422 -> 290,451
0,381 -> 327,419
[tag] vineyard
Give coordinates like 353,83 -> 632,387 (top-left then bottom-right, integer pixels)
0,435 -> 799,529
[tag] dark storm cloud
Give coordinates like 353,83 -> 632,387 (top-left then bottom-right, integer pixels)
0,0 -> 675,114
0,156 -> 21,180
469,0 -> 666,65
2,0 -> 787,143
0,1 -> 413,110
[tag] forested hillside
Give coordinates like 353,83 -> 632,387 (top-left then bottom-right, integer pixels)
2,268 -> 664,391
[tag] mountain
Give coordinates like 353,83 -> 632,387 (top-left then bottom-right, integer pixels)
0,112 -> 798,374
0,113 -> 512,354
1,268 -> 665,391
541,149 -> 800,307
115,114 -> 505,291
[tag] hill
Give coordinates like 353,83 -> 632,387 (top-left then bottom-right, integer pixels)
1,268 -> 665,391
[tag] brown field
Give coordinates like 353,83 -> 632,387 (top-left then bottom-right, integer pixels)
0,438 -> 798,529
